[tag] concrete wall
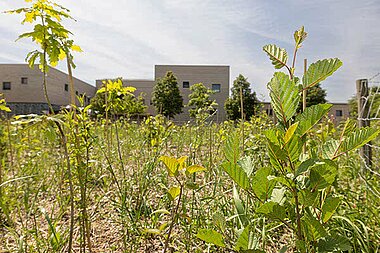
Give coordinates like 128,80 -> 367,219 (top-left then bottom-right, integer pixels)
155,65 -> 230,122
0,64 -> 96,114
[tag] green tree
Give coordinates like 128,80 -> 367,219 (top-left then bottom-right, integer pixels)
224,74 -> 258,120
91,79 -> 147,117
187,83 -> 218,122
152,71 -> 183,118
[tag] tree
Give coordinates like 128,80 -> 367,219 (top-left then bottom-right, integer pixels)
298,83 -> 327,111
91,79 -> 147,117
152,71 -> 183,118
187,83 -> 218,122
224,74 -> 258,120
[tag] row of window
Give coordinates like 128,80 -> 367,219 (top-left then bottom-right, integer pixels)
2,77 -> 28,90
182,81 -> 221,92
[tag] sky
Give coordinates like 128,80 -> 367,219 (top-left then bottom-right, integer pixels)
1,0 -> 380,102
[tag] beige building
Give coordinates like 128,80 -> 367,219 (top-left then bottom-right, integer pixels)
261,102 -> 350,124
96,65 -> 230,122
1,64 -> 96,114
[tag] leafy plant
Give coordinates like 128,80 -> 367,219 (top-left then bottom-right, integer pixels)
198,26 -> 380,252
187,82 -> 218,123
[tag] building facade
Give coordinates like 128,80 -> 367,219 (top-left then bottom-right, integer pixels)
96,65 -> 230,122
0,64 -> 96,115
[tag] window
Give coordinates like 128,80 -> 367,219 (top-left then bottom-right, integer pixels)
2,82 -> 11,90
212,84 -> 221,92
183,81 -> 190,88
64,84 -> 69,91
336,110 -> 343,117
150,99 -> 153,105
75,91 -> 79,96
21,77 -> 28,84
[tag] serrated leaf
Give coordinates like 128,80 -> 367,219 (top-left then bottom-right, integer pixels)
322,197 -> 341,223
233,186 -> 249,227
299,189 -> 319,207
296,158 -> 317,177
263,44 -> 288,69
186,164 -> 206,174
284,134 -> 302,163
221,162 -> 249,189
167,186 -> 180,201
267,140 -> 286,171
296,104 -> 333,136
294,26 -> 307,48
256,201 -> 286,221
337,127 -> 380,158
321,139 -> 339,159
252,167 -> 275,201
268,72 -> 300,124
302,58 -> 342,89
196,229 -> 226,247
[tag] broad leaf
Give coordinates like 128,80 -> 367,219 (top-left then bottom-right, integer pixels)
197,229 -> 226,247
322,197 -> 341,223
167,186 -> 180,201
222,162 -> 249,189
159,156 -> 180,177
302,58 -> 342,89
256,201 -> 286,221
284,134 -> 302,163
284,122 -> 299,145
337,127 -> 380,158
302,212 -> 327,241
263,44 -> 288,69
268,72 -> 300,124
238,156 -> 255,177
296,104 -> 333,136
251,167 -> 275,201
310,160 -> 337,190
317,233 -> 351,252
186,165 -> 206,174
223,132 -> 240,164
321,139 -> 339,159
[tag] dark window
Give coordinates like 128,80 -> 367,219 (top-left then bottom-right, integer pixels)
212,84 -> 221,92
64,84 -> 69,91
183,81 -> 190,88
336,110 -> 343,117
3,82 -> 11,90
21,77 -> 28,84
150,99 -> 153,105
75,91 -> 78,95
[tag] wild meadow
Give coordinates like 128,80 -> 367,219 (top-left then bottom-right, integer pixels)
1,1 -> 380,252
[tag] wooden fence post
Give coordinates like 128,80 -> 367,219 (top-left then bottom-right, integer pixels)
356,79 -> 372,168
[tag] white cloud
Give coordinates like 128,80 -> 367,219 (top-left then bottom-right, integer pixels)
1,0 -> 379,102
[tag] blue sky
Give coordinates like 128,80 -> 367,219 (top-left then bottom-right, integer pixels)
1,0 -> 379,102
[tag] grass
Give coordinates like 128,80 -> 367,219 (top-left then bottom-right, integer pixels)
0,114 -> 379,252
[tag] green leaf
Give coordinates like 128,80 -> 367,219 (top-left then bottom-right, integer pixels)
337,127 -> 380,157
196,229 -> 226,247
317,234 -> 351,252
235,225 -> 255,251
294,26 -> 307,48
267,72 -> 300,124
283,134 -> 302,163
310,160 -> 337,190
284,122 -> 299,145
322,197 -> 341,223
302,212 -> 327,241
251,167 -> 275,201
233,186 -> 249,227
302,58 -> 342,89
223,132 -> 240,164
267,140 -> 286,171
256,201 -> 286,221
295,158 -> 317,177
167,186 -> 180,201
186,165 -> 206,174
221,162 -> 249,189
263,44 -> 288,69
321,139 -> 339,159
296,104 -> 333,136
299,189 -> 319,207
